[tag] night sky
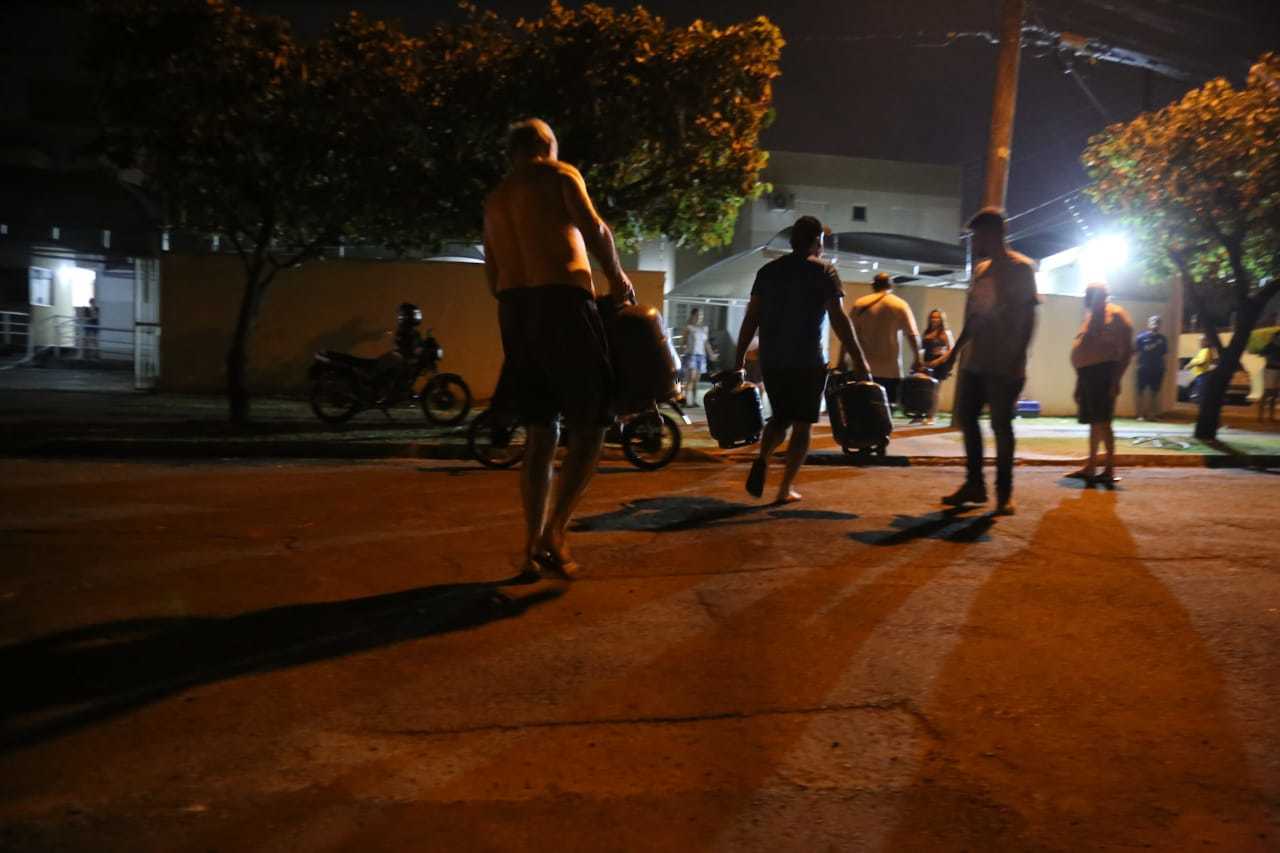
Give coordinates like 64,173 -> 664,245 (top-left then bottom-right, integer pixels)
6,0 -> 1277,253
248,0 -> 1278,253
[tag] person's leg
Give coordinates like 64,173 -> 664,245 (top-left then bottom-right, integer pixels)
775,421 -> 811,503
690,365 -> 702,405
1085,423 -> 1101,475
537,423 -> 607,574
989,375 -> 1022,509
957,372 -> 986,487
943,371 -> 989,504
748,416 -> 790,497
521,423 -> 560,565
1101,420 -> 1117,476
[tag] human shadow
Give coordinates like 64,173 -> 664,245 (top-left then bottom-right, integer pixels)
885,489 -> 1271,849
571,496 -> 858,533
849,508 -> 996,546
0,572 -> 560,754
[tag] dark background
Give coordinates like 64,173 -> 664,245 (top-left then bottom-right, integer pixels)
3,0 -> 1278,255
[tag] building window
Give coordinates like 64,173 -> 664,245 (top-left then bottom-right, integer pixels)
852,205 -> 868,223
29,267 -> 53,306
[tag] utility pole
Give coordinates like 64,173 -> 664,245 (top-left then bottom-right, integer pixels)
982,0 -> 1025,209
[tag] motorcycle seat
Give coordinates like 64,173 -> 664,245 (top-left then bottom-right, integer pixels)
316,350 -> 381,370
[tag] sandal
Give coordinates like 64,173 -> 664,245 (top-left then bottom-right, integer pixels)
532,548 -> 581,580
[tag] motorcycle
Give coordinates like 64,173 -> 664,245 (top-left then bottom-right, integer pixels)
467,398 -> 690,471
309,326 -> 472,425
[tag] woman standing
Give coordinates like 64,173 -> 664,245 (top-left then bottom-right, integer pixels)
681,307 -> 716,407
921,309 -> 954,425
1068,283 -> 1134,485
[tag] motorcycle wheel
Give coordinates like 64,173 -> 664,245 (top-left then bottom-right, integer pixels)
310,372 -> 361,424
467,409 -> 528,469
621,412 -> 681,471
422,373 -> 472,425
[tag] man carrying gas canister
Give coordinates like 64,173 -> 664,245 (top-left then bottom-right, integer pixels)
733,215 -> 870,504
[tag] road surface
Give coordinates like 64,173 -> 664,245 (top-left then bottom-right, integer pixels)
1,459 -> 1277,851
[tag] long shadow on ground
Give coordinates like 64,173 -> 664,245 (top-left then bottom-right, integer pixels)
571,496 -> 858,533
849,508 -> 996,545
0,572 -> 560,754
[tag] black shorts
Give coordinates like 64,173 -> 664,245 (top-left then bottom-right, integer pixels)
761,365 -> 828,424
1136,368 -> 1164,392
1076,362 -> 1117,424
497,285 -> 613,427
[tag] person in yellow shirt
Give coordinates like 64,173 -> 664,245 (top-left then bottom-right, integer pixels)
1186,335 -> 1217,401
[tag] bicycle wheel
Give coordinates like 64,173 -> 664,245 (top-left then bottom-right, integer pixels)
421,373 -> 472,425
621,412 -> 681,470
467,409 -> 527,469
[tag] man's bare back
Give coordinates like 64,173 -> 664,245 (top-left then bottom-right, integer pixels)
484,159 -> 600,295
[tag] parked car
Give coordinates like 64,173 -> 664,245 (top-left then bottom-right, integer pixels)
1176,356 -> 1251,404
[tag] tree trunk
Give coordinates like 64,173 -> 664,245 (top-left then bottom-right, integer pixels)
227,270 -> 266,425
1193,297 -> 1264,441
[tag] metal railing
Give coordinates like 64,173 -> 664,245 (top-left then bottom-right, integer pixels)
0,311 -> 32,351
48,316 -> 135,362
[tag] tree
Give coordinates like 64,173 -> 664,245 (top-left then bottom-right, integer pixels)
88,1 -> 437,423
1083,54 -> 1280,440
414,2 -> 784,251
88,0 -> 782,422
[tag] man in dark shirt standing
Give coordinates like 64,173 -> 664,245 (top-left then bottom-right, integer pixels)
1134,315 -> 1168,420
733,216 -> 870,504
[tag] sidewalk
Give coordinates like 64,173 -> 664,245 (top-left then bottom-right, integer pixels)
2,387 -> 1278,467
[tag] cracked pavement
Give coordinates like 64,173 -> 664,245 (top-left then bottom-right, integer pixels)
0,459 -> 1278,851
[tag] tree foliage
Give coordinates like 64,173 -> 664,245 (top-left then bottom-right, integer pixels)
416,2 -> 783,250
1083,54 -> 1280,438
86,0 -> 782,421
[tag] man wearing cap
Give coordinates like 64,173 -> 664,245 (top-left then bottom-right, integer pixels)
931,208 -> 1040,515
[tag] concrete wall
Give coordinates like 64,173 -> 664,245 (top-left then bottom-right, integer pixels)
159,255 -> 665,398
825,280 -> 1175,417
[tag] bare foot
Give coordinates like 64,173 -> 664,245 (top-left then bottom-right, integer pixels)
773,489 -> 802,505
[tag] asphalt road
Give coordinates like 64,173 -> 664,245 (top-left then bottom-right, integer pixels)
1,459 -> 1278,852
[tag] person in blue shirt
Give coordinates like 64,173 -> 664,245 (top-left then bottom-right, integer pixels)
1134,315 -> 1169,420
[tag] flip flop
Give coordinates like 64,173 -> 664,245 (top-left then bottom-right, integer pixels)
1093,472 -> 1123,486
745,459 -> 766,498
532,549 -> 580,580
1064,469 -> 1096,480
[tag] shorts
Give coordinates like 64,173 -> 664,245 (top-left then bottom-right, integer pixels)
761,364 -> 828,424
1076,362 -> 1117,424
1136,367 -> 1164,392
497,285 -> 613,427
1265,367 -> 1280,391
683,353 -> 707,373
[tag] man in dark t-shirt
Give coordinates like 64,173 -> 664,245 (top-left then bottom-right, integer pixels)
1134,315 -> 1168,420
733,215 -> 870,504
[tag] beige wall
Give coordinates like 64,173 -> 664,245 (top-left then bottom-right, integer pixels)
160,255 -> 665,398
831,280 -> 1175,417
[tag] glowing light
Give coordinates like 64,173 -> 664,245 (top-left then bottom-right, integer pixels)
1080,234 -> 1128,286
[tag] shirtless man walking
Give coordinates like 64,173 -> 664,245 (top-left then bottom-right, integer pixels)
483,118 -> 634,577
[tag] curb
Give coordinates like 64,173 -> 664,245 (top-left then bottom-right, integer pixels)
3,438 -> 1275,470
4,438 -> 727,466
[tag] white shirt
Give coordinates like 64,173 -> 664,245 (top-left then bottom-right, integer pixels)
850,290 -> 919,379
684,323 -> 711,357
